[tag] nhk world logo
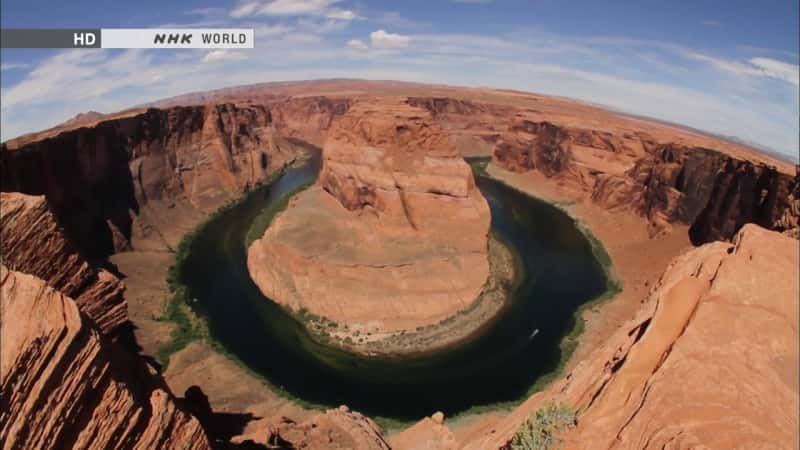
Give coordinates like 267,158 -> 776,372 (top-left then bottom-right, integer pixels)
151,30 -> 251,47
0,28 -> 254,49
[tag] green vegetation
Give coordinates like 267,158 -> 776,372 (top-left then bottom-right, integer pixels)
510,402 -> 577,450
156,156 -> 305,367
155,287 -> 205,366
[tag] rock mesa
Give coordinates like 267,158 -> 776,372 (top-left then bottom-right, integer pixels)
248,99 -> 491,335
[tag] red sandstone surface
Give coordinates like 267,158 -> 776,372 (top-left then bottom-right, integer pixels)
0,265 -> 210,450
0,192 -> 127,335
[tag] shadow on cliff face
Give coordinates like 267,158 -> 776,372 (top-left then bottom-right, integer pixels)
112,321 -> 167,373
0,122 -> 140,260
688,161 -> 792,245
182,386 -> 268,450
618,145 -> 799,245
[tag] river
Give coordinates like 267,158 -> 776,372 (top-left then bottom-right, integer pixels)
177,151 -> 608,422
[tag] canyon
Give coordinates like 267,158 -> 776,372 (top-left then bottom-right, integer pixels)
1,79 -> 797,449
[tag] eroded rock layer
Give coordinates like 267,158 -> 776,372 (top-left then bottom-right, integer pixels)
490,117 -> 800,241
0,192 -> 127,335
466,224 -> 799,449
493,119 -> 574,175
0,266 -> 210,450
260,407 -> 390,450
0,102 -> 335,258
248,99 -> 491,334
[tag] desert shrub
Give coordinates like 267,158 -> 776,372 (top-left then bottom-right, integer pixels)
155,288 -> 201,366
509,402 -> 576,450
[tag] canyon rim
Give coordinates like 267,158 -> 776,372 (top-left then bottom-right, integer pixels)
1,79 -> 798,450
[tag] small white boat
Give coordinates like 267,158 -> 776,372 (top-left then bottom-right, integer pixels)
529,328 -> 539,340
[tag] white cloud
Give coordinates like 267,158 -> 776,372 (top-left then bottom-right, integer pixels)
231,2 -> 261,18
700,19 -> 721,26
202,50 -> 247,63
296,17 -> 350,34
1,62 -> 30,71
370,29 -> 410,49
347,39 -> 369,51
684,51 -> 800,86
684,51 -> 762,75
327,9 -> 361,20
186,7 -> 227,17
749,57 -> 800,86
231,0 -> 341,17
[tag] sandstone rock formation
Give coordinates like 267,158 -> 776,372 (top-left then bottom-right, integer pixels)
0,192 -> 127,335
407,96 -> 511,157
0,265 -> 210,450
248,99 -> 491,336
269,96 -> 352,146
489,116 -> 800,241
260,406 -> 390,449
465,224 -> 798,449
594,144 -> 800,242
493,119 -> 573,175
0,102 -> 318,258
389,413 -> 457,450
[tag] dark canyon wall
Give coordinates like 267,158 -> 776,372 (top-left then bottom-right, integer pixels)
490,119 -> 799,243
0,99 -> 350,260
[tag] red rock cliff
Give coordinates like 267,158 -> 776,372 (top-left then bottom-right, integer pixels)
592,144 -> 800,242
0,103 -> 301,258
489,118 -> 799,241
0,192 -> 126,335
0,265 -> 211,450
465,224 -> 799,449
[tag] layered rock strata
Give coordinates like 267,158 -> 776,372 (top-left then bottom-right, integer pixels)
0,101 -> 339,258
490,118 -> 800,241
493,119 -> 574,175
0,265 -> 210,450
465,224 -> 799,449
248,99 -> 491,335
0,192 -> 127,335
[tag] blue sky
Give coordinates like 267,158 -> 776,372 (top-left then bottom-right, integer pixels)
1,0 -> 798,157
